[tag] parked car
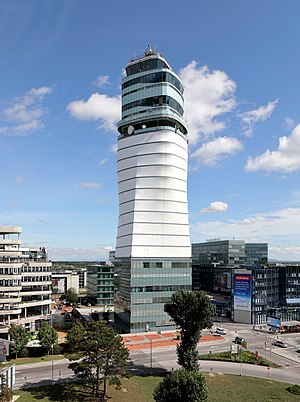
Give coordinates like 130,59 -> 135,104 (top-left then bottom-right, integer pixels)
215,327 -> 227,335
272,340 -> 288,348
296,348 -> 300,353
235,336 -> 245,345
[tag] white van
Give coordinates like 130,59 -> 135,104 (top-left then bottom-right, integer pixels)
215,327 -> 227,335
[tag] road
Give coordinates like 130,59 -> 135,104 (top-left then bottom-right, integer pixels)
14,323 -> 300,389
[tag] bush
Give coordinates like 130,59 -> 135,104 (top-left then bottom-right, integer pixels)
52,344 -> 63,355
0,384 -> 12,402
286,384 -> 300,395
19,348 -> 29,358
153,369 -> 208,402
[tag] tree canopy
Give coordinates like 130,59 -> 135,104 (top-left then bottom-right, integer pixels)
65,321 -> 131,400
164,290 -> 214,371
8,324 -> 29,359
65,287 -> 78,305
153,369 -> 208,402
37,321 -> 58,354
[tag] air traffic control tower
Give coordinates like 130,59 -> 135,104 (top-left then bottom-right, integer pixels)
115,45 -> 191,333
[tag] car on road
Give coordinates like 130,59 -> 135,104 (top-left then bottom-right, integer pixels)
234,336 -> 245,345
215,327 -> 227,335
272,340 -> 288,348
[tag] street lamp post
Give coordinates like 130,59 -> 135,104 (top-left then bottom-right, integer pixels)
240,346 -> 243,376
51,344 -> 54,386
150,339 -> 153,374
264,324 -> 267,358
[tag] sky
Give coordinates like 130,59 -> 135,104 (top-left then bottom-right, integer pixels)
1,0 -> 300,261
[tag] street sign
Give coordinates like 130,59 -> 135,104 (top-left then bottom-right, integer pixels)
0,338 -> 9,356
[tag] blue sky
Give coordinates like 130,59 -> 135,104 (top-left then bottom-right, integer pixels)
1,0 -> 300,261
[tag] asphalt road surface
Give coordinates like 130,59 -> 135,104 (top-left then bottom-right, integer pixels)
14,323 -> 300,389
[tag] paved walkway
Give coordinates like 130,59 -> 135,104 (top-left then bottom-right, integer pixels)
122,332 -> 222,350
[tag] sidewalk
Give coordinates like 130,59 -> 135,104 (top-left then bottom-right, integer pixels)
122,332 -> 223,350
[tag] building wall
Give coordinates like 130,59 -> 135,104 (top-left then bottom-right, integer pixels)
114,48 -> 191,333
0,226 -> 52,334
116,129 -> 190,259
86,264 -> 114,307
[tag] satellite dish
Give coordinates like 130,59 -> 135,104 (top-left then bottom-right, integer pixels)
127,125 -> 134,135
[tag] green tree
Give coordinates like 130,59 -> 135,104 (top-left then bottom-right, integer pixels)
37,322 -> 58,355
8,324 -> 29,359
65,287 -> 78,306
66,321 -> 131,400
153,369 -> 208,402
164,290 -> 214,371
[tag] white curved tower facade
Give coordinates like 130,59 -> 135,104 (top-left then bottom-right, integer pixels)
115,47 -> 191,333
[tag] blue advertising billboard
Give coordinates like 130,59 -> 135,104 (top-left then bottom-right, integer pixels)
233,274 -> 252,311
267,316 -> 281,328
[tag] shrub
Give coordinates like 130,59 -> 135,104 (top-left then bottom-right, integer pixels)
153,369 -> 208,402
286,384 -> 300,395
52,344 -> 63,355
19,348 -> 29,358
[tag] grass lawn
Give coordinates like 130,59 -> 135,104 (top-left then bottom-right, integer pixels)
4,355 -> 65,366
199,351 -> 280,368
14,373 -> 300,401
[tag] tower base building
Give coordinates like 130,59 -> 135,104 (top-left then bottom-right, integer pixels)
114,47 -> 191,333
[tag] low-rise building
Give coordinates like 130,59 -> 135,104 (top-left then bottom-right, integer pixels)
86,262 -> 114,308
0,226 -> 52,334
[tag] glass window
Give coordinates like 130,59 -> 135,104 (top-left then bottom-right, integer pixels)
126,58 -> 170,76
123,71 -> 183,93
122,95 -> 183,116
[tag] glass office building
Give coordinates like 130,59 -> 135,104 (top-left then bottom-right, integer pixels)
114,46 -> 191,333
192,240 -> 246,293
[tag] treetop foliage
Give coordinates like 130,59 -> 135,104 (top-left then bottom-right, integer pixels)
37,321 -> 58,353
153,369 -> 208,402
164,290 -> 214,371
65,321 -> 131,399
8,324 -> 29,358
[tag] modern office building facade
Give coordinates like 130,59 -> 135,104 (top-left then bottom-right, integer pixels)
86,263 -> 114,307
192,240 -> 247,294
114,46 -> 191,333
0,226 -> 52,335
192,240 -> 271,324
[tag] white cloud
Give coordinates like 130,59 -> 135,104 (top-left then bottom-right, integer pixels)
110,143 -> 118,154
191,136 -> 243,167
179,61 -> 236,144
15,176 -> 24,184
240,99 -> 278,137
269,246 -> 300,261
0,86 -> 53,135
245,124 -> 300,173
48,246 -> 112,261
79,182 -> 102,188
200,201 -> 228,214
92,75 -> 109,88
67,93 -> 120,132
191,207 -> 300,257
284,117 -> 295,128
99,158 -> 108,165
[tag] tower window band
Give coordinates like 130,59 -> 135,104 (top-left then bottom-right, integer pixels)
123,71 -> 183,93
126,58 -> 169,76
122,95 -> 183,116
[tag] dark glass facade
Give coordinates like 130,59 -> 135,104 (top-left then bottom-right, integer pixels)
115,258 -> 192,333
86,264 -> 114,306
126,57 -> 170,76
123,71 -> 183,93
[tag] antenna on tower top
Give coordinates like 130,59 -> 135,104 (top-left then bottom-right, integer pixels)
145,43 -> 154,56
